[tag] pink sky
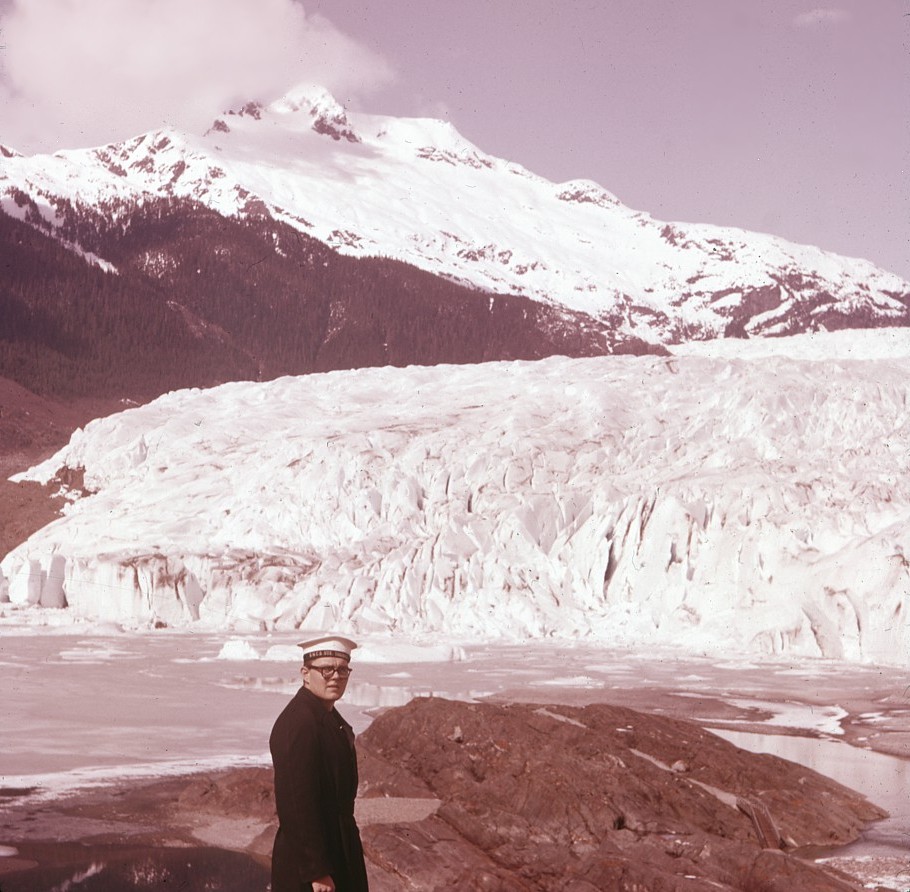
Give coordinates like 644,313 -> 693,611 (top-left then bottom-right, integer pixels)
0,0 -> 907,279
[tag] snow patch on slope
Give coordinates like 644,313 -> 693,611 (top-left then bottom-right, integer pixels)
670,327 -> 910,361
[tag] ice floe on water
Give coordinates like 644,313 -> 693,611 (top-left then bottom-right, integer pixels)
723,699 -> 848,736
530,675 -> 606,688
216,639 -> 261,661
213,637 -> 467,664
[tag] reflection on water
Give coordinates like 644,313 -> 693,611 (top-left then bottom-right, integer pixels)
0,846 -> 269,892
345,680 -> 426,707
713,728 -> 910,858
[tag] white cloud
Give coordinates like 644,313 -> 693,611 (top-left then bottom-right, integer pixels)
793,7 -> 851,28
0,0 -> 395,153
415,96 -> 454,122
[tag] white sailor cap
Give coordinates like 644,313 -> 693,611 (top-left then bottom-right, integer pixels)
297,634 -> 358,662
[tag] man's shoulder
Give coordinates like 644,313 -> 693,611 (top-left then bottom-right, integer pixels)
273,688 -> 320,728
288,686 -> 324,714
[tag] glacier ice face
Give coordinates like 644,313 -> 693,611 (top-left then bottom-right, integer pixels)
3,337 -> 910,663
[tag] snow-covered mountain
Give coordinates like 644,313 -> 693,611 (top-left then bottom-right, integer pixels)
3,329 -> 909,665
2,83 -> 908,346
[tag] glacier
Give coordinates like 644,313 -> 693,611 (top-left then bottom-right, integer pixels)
2,330 -> 909,664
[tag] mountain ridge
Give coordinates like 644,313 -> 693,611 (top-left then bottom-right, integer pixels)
2,83 -> 909,411
3,83 -> 908,344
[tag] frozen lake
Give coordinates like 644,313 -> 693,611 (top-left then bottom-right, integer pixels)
2,626 -> 909,892
3,629 -> 909,795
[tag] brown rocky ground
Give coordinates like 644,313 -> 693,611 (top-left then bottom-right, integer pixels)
0,471 -> 65,560
0,698 -> 900,891
0,377 -> 125,557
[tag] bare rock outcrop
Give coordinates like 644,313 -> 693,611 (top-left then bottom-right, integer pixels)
356,698 -> 885,891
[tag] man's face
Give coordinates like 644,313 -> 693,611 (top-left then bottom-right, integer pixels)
302,658 -> 352,707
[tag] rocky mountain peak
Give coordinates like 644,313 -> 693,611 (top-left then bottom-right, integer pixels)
266,83 -> 360,143
556,178 -> 622,209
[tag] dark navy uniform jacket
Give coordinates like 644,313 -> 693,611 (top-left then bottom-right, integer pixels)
269,686 -> 369,892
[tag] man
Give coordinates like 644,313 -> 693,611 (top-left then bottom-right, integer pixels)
269,634 -> 369,892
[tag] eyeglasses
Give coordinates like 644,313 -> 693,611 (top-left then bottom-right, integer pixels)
308,665 -> 353,679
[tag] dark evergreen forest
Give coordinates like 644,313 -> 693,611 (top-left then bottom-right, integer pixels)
0,198 -> 654,402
